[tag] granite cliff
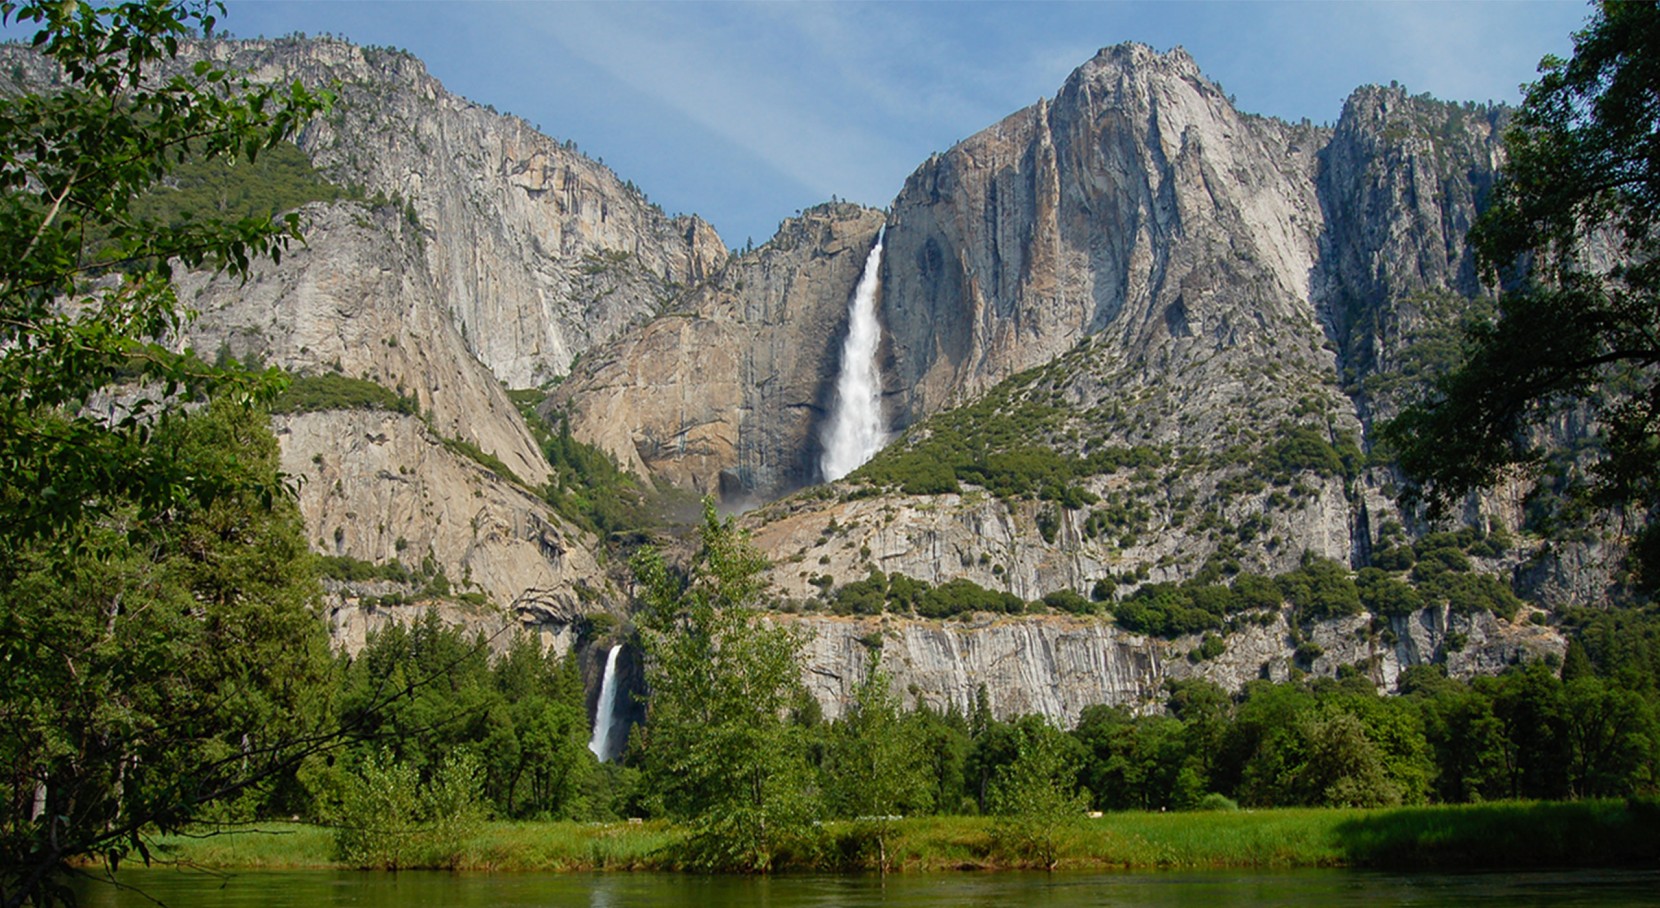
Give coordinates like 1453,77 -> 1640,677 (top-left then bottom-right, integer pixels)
553,204 -> 887,501
558,45 -> 1574,718
191,36 -> 727,389
9,34 -> 1595,718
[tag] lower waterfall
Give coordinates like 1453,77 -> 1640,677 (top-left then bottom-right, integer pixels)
587,644 -> 622,762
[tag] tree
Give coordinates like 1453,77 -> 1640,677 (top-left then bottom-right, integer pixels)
634,501 -> 817,872
985,717 -> 1087,870
1560,676 -> 1658,798
489,634 -> 594,819
1285,710 -> 1401,808
0,3 -> 329,904
0,0 -> 324,544
821,658 -> 929,872
329,747 -> 485,871
1383,2 -> 1660,588
1074,706 -> 1201,812
1,400 -> 334,906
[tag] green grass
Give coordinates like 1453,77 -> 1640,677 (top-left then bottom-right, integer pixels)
147,823 -> 336,869
145,801 -> 1659,874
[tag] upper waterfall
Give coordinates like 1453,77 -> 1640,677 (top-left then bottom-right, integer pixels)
819,229 -> 888,482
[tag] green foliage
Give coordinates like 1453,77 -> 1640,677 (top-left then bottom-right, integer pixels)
634,502 -> 817,871
1357,568 -> 1424,618
0,0 -> 327,548
1194,633 -> 1227,661
1278,554 -> 1362,622
0,3 -> 340,893
333,617 -> 596,822
438,434 -> 523,486
830,569 -> 890,615
850,363 -> 1162,504
915,577 -> 1024,619
821,660 -> 931,872
330,748 -> 484,870
986,719 -> 1088,870
1074,705 -> 1205,812
1109,571 -> 1288,639
508,388 -> 648,538
1041,589 -> 1097,615
1090,576 -> 1118,602
0,399 -> 334,901
1384,1 -> 1660,591
270,372 -> 419,415
1256,423 -> 1350,481
1285,709 -> 1405,808
127,139 -> 344,230
1194,792 -> 1240,811
1114,582 -> 1224,637
315,553 -> 415,585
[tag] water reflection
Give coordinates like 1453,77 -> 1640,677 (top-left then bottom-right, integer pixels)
78,867 -> 1660,907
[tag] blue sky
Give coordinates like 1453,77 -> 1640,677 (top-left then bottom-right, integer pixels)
12,1 -> 1592,247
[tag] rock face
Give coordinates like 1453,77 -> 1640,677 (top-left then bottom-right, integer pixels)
178,203 -> 614,647
148,35 -> 745,652
190,36 -> 726,388
554,204 -> 887,501
720,45 -> 1574,716
732,46 -> 1549,597
13,32 -> 1597,713
180,204 -> 550,487
274,408 -> 601,621
785,604 -> 1561,725
883,46 -> 1328,421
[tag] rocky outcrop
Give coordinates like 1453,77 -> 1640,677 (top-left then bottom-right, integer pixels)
1314,88 -> 1507,425
180,203 -> 550,486
277,407 -> 611,653
179,202 -> 619,637
1315,88 -> 1503,330
882,45 -> 1332,423
180,202 -> 620,624
188,36 -> 726,388
785,604 -> 1561,725
751,477 -> 1357,608
553,204 -> 887,501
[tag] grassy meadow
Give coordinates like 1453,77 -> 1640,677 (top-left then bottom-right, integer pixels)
143,799 -> 1658,874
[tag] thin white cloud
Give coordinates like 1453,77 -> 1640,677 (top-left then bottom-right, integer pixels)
205,0 -> 1590,244
518,3 -> 912,203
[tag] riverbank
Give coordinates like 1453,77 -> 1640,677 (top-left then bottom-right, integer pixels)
148,799 -> 1658,873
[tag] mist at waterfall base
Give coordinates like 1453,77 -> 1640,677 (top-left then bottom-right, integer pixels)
819,230 -> 887,482
587,644 -> 623,762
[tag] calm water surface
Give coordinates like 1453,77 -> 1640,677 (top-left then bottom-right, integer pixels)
76,868 -> 1660,907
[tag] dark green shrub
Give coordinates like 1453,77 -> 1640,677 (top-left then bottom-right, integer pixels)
917,578 -> 1025,618
1278,555 -> 1362,622
272,373 -> 419,416
1357,567 -> 1424,618
1041,589 -> 1096,615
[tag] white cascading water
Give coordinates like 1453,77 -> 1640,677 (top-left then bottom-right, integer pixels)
820,229 -> 888,482
587,644 -> 622,762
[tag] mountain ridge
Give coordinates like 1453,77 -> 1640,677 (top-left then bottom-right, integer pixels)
2,34 -> 1605,719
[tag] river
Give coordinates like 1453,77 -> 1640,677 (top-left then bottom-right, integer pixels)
76,867 -> 1660,906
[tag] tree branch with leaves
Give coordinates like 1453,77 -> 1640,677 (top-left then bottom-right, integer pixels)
1383,1 -> 1660,591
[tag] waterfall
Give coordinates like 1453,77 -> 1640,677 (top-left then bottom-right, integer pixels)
820,228 -> 888,482
587,644 -> 622,762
